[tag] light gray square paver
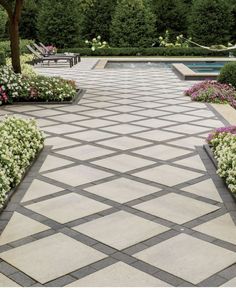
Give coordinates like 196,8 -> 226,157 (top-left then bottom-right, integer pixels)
134,193 -> 219,224
48,114 -> 89,123
0,233 -> 106,284
0,212 -> 49,246
43,124 -> 85,134
67,130 -> 116,142
222,277 -> 236,287
0,273 -> 20,287
98,136 -> 151,150
92,154 -> 154,172
57,144 -> 114,161
26,193 -> 111,223
160,114 -> 200,123
22,179 -> 64,202
104,113 -> 145,123
40,155 -> 73,172
76,119 -> 117,128
134,130 -> 183,142
194,214 -> 236,245
134,119 -> 174,129
182,179 -> 222,202
168,136 -> 205,149
134,165 -> 202,186
134,144 -> 191,160
102,124 -> 148,135
174,155 -> 206,171
85,178 -> 160,203
133,109 -> 171,117
44,165 -> 113,186
165,124 -> 211,135
74,211 -> 169,249
66,262 -> 170,287
135,234 -> 236,284
45,137 -> 80,150
26,109 -> 64,117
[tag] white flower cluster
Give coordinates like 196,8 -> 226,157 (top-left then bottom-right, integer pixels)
211,133 -> 236,193
0,117 -> 44,207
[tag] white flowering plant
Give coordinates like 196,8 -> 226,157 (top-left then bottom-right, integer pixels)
207,127 -> 236,193
85,36 -> 110,51
0,117 -> 44,207
159,30 -> 191,48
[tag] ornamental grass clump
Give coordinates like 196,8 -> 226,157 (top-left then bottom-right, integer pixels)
0,117 -> 44,207
207,126 -> 236,193
184,81 -> 236,109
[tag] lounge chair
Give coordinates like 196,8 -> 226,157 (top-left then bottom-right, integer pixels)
27,45 -> 75,67
39,42 -> 81,63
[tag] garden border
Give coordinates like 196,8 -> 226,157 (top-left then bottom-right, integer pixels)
7,89 -> 85,106
204,144 -> 236,203
0,147 -> 44,215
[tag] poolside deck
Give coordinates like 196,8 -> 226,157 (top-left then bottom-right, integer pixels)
0,57 -> 235,287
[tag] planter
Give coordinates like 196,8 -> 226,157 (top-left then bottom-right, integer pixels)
5,89 -> 84,106
0,147 -> 44,214
204,144 -> 236,202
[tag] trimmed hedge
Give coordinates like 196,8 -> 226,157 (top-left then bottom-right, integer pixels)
218,62 -> 236,88
0,50 -> 5,66
58,47 -> 233,57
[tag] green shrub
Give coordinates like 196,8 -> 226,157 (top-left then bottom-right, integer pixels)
218,62 -> 236,88
0,50 -> 5,66
110,0 -> 156,47
188,0 -> 233,45
0,39 -> 34,56
0,117 -> 44,206
59,47 -> 231,57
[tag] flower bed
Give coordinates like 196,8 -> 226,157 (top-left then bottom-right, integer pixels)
185,81 -> 236,109
0,66 -> 77,105
0,117 -> 44,208
207,126 -> 236,194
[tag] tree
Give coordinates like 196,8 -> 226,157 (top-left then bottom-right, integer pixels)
188,0 -> 233,45
149,0 -> 188,37
110,0 -> 156,47
81,0 -> 117,41
0,0 -> 24,73
37,0 -> 80,48
19,0 -> 38,40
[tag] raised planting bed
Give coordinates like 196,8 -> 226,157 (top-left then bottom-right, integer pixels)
0,66 -> 79,106
0,117 -> 44,212
205,126 -> 236,202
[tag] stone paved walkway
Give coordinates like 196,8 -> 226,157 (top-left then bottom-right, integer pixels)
0,58 -> 236,287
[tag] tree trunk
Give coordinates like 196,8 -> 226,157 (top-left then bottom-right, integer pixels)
9,18 -> 21,74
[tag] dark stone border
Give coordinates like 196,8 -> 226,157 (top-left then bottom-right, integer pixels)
0,147 -> 44,215
204,144 -> 236,203
5,89 -> 85,106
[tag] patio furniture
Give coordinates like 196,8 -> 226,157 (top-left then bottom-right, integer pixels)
39,42 -> 81,63
27,45 -> 75,67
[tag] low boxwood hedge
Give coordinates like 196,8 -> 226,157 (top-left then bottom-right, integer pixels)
59,47 -> 232,57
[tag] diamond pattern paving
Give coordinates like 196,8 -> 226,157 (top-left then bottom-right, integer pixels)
0,58 -> 235,287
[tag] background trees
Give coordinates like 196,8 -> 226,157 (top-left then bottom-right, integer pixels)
110,0 -> 155,47
188,0 -> 233,45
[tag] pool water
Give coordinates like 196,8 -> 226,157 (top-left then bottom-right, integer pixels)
105,61 -> 228,73
186,62 -> 227,73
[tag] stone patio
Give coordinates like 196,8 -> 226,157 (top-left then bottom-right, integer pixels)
0,57 -> 235,287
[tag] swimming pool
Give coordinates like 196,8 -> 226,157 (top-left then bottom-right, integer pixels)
105,61 -> 228,73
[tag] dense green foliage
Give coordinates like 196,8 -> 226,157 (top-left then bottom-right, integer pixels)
188,0 -> 233,45
0,51 -> 5,66
82,0 -> 117,41
1,0 -> 235,49
110,0 -> 156,47
218,62 -> 236,88
0,39 -> 34,56
37,0 -> 80,48
149,0 -> 188,36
